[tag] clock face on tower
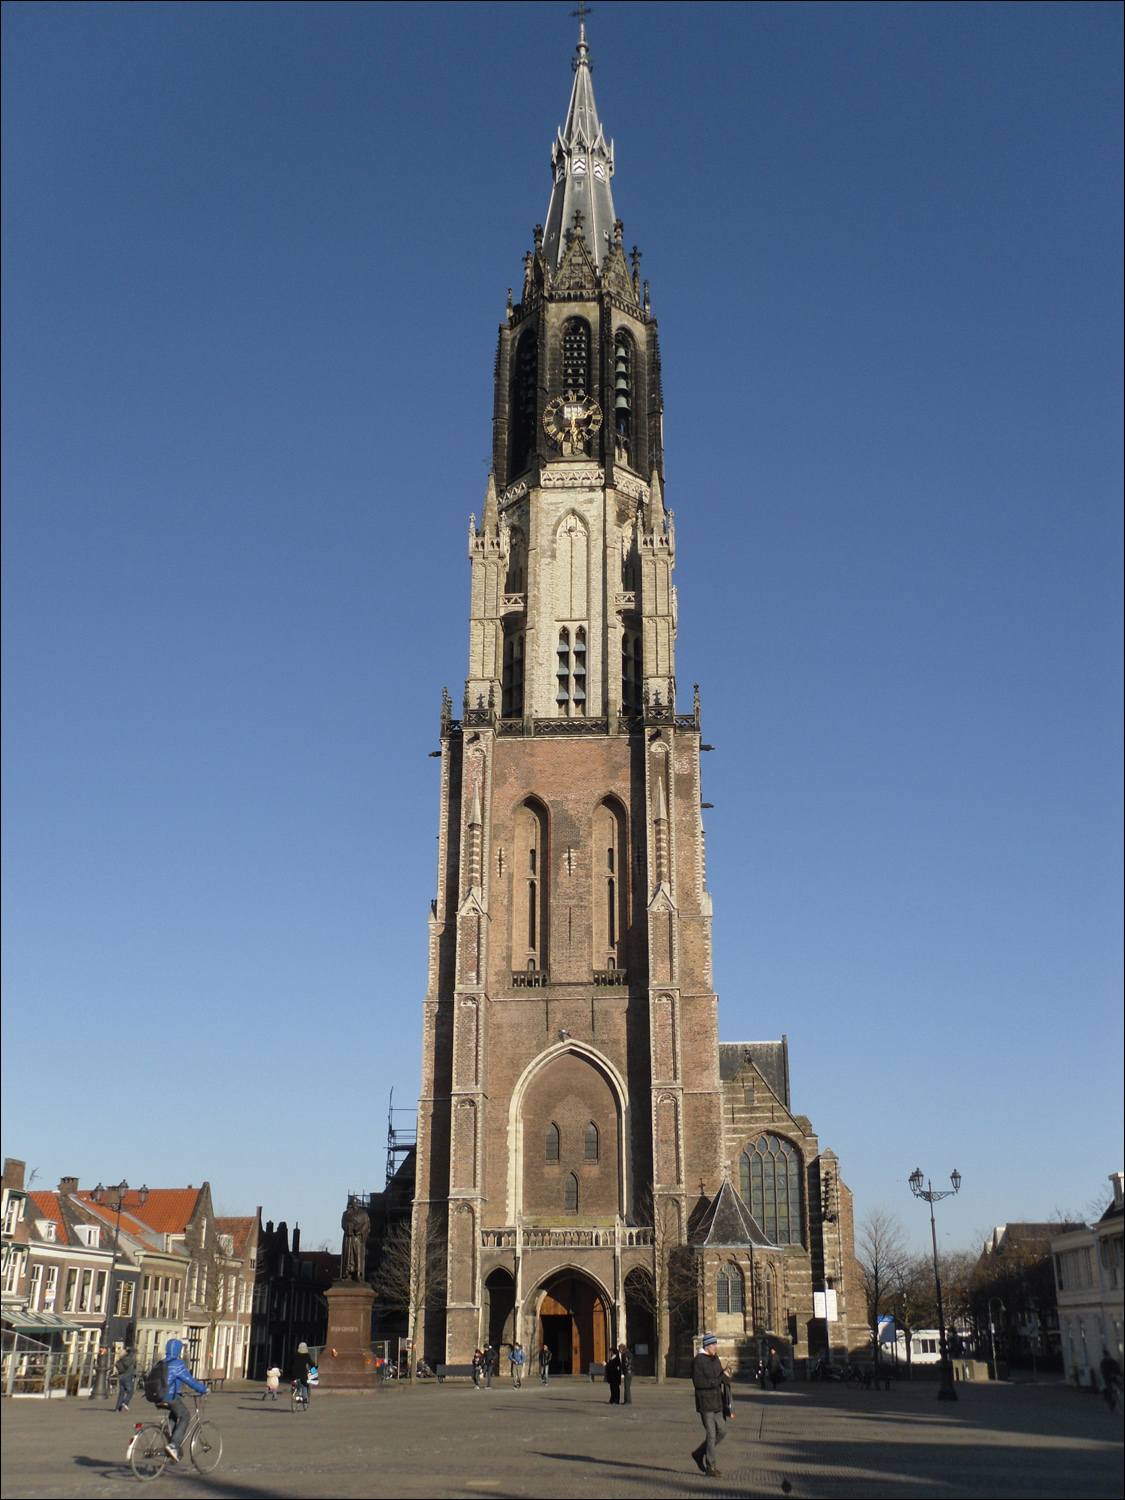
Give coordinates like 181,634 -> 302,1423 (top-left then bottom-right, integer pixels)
543,395 -> 603,449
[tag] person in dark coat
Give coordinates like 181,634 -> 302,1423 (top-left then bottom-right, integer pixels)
605,1346 -> 622,1403
768,1347 -> 785,1390
114,1347 -> 137,1411
619,1344 -> 634,1404
690,1335 -> 731,1477
291,1342 -> 313,1400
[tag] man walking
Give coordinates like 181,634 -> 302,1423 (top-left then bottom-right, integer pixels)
483,1343 -> 495,1389
538,1343 -> 551,1385
114,1346 -> 137,1411
690,1335 -> 731,1478
509,1342 -> 525,1388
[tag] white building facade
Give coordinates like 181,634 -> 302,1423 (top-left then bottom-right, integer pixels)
1052,1172 -> 1124,1388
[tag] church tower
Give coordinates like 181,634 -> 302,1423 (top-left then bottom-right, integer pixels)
412,23 -> 864,1376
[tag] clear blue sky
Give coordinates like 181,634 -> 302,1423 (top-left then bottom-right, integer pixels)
3,1 -> 1121,1255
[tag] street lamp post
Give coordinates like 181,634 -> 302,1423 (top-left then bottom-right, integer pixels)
988,1297 -> 1005,1382
908,1167 -> 961,1402
89,1180 -> 148,1400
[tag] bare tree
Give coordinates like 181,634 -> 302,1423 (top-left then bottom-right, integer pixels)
889,1252 -> 935,1376
371,1219 -> 446,1383
857,1208 -> 908,1365
632,1189 -> 697,1383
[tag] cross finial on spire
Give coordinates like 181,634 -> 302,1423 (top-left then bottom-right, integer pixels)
571,3 -> 592,69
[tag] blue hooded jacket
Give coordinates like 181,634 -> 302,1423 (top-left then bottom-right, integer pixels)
163,1339 -> 208,1401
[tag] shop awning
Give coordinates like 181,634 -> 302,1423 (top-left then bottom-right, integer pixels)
2,1308 -> 86,1333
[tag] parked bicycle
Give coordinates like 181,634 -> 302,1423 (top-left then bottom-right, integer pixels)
291,1379 -> 310,1412
128,1395 -> 222,1482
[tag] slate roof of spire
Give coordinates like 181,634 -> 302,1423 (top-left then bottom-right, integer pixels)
542,21 -> 617,272
694,1179 -> 773,1248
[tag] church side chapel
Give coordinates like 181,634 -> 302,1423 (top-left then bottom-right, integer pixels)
412,20 -> 866,1376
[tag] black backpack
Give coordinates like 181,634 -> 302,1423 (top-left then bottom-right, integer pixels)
143,1360 -> 170,1404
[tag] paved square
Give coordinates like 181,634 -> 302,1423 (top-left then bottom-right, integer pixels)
1,1378 -> 1121,1498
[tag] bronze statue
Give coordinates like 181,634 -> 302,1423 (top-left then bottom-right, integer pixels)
340,1196 -> 370,1281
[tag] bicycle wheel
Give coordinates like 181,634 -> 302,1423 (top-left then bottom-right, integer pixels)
190,1421 -> 223,1474
130,1425 -> 168,1482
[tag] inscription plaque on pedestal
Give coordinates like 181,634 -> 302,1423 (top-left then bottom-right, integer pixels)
318,1280 -> 380,1390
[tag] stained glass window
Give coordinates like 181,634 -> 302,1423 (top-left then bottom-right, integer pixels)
739,1134 -> 802,1246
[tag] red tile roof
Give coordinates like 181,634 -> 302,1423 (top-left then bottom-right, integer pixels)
214,1217 -> 256,1258
76,1188 -> 202,1234
29,1192 -> 63,1223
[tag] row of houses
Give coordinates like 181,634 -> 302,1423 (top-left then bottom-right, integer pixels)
1,1158 -> 335,1397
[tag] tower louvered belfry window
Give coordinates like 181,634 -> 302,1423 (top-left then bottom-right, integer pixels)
584,1122 -> 599,1161
621,631 -> 642,713
502,632 -> 524,717
564,1173 -> 579,1212
740,1135 -> 803,1246
556,627 -> 587,717
545,1122 -> 560,1162
613,331 -> 633,464
562,317 -> 590,398
510,328 -> 538,478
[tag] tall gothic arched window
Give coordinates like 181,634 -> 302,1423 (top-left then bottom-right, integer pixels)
514,800 -> 548,972
561,318 -> 591,398
564,1173 -> 579,1212
739,1134 -> 803,1246
584,1122 -> 599,1161
509,328 -> 538,478
717,1263 -> 744,1315
594,799 -> 627,969
545,1123 -> 560,1162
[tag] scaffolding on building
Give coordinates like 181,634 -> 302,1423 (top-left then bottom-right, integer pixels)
385,1088 -> 417,1188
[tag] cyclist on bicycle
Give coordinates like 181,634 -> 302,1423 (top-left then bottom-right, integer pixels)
160,1338 -> 208,1462
291,1341 -> 313,1402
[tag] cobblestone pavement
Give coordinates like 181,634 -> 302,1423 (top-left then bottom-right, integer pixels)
1,1378 -> 1121,1499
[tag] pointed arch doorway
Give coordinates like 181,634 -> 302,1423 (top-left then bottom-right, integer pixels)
536,1272 -> 610,1376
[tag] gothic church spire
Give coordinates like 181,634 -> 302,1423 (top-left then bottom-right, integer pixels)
542,19 -> 617,272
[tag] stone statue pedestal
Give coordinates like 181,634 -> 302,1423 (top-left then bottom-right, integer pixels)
318,1281 -> 380,1390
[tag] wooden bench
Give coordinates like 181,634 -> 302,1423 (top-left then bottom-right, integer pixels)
588,1362 -> 605,1382
435,1364 -> 478,1383
205,1374 -> 226,1392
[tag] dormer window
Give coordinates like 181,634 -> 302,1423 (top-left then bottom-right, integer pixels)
77,1225 -> 101,1248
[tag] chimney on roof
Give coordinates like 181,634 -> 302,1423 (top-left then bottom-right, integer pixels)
3,1159 -> 26,1191
292,1225 -> 301,1254
58,1176 -> 79,1195
1111,1172 -> 1124,1210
